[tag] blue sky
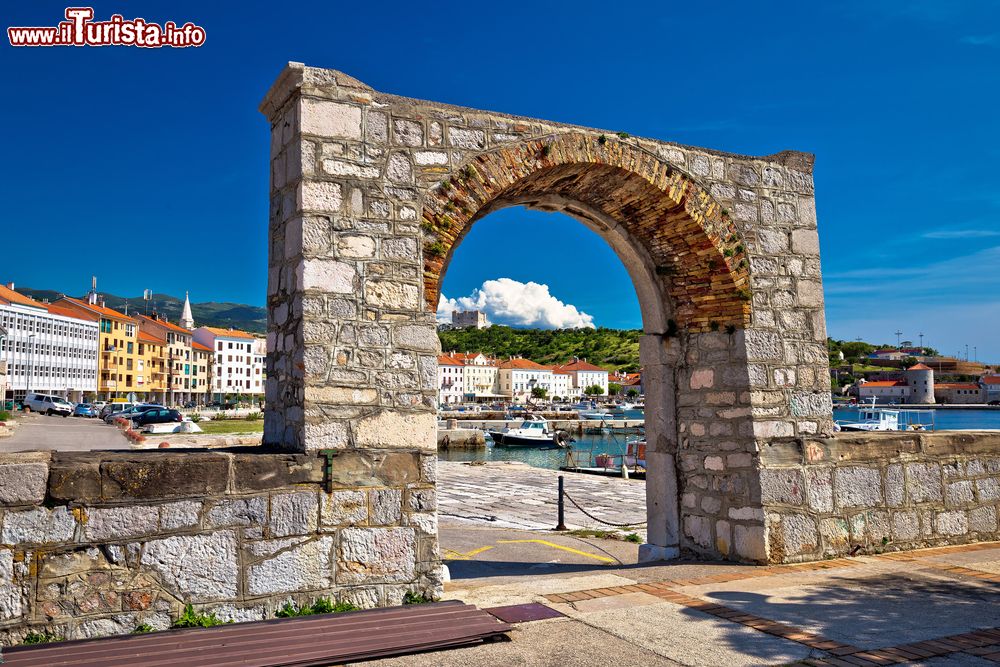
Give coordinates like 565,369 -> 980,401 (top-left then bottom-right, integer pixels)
3,1 -> 999,360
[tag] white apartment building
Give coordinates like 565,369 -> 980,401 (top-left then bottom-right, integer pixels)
452,352 -> 500,399
550,370 -> 572,399
0,283 -> 98,402
437,354 -> 465,405
497,358 -> 553,401
194,326 -> 266,401
553,359 -> 609,396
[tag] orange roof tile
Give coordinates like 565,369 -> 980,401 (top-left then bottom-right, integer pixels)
861,381 -> 907,388
138,330 -> 165,345
907,363 -> 933,371
59,296 -> 133,322
553,360 -> 607,373
192,341 -> 213,352
198,326 -> 256,340
438,354 -> 464,366
45,303 -> 97,322
0,284 -> 45,308
137,314 -> 191,335
498,358 -> 549,370
982,376 -> 1000,385
935,383 -> 981,391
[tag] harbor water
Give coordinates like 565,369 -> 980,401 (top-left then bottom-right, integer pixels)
438,408 -> 1000,472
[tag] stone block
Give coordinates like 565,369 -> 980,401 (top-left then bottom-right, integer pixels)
301,258 -> 356,292
819,517 -> 851,549
683,515 -> 712,548
689,369 -> 714,389
891,510 -> 920,541
771,513 -> 818,557
791,229 -> 820,254
935,510 -> 968,536
354,411 -> 435,451
336,234 -> 376,258
969,506 -> 998,533
733,524 -> 767,562
369,489 -> 402,525
834,466 -> 883,509
393,325 -> 439,352
366,281 -> 419,309
231,454 -> 322,492
84,506 -> 159,541
301,99 -> 362,139
393,119 -> 423,147
2,506 -> 76,545
269,492 -> 319,537
805,468 -> 834,513
0,463 -> 48,505
101,454 -> 229,501
976,477 -> 1000,501
337,527 -> 415,584
946,481 -> 974,506
906,463 -> 943,503
0,549 -> 22,621
704,456 -> 724,471
246,536 -> 335,596
760,468 -> 804,506
160,501 -> 202,531
321,490 -> 368,527
305,386 -> 378,405
47,460 -> 101,502
299,180 -> 343,212
886,463 -> 904,507
139,531 -> 238,601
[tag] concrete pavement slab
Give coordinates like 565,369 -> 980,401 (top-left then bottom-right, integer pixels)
447,572 -> 640,608
347,617 -> 682,666
556,600 -> 816,666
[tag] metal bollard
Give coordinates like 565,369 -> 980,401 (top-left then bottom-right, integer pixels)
556,475 -> 567,531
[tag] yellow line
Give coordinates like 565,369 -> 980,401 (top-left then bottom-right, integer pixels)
444,545 -> 495,561
497,539 -> 617,564
465,546 -> 495,557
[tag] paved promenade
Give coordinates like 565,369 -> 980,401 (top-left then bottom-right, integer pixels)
437,460 -> 647,533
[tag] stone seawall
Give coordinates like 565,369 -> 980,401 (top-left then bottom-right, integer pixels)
760,431 -> 1000,562
0,450 -> 440,645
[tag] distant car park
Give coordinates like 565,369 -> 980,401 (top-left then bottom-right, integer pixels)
132,408 -> 183,427
73,403 -> 98,418
24,393 -> 73,417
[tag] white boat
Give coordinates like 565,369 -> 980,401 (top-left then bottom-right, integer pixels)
489,416 -> 569,448
834,398 -> 934,432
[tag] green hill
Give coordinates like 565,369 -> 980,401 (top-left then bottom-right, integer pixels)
14,287 -> 266,334
439,326 -> 641,372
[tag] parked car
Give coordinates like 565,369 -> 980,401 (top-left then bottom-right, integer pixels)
24,393 -> 73,417
73,403 -> 98,418
100,402 -> 134,420
110,404 -> 161,424
989,400 -> 1000,406
182,401 -> 198,409
132,408 -> 183,427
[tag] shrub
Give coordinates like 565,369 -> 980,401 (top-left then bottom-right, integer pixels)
0,410 -> 11,421
245,411 -> 263,421
23,631 -> 61,645
189,413 -> 202,423
624,533 -> 642,544
275,598 -> 358,617
403,591 -> 436,605
132,623 -> 154,634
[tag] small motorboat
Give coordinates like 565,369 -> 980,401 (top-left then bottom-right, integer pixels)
489,415 -> 570,448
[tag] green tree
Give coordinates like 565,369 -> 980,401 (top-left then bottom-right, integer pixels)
626,389 -> 639,399
584,385 -> 603,396
608,382 -> 623,395
530,386 -> 548,399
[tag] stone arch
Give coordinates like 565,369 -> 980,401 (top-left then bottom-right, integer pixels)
421,134 -> 752,335
261,63 -> 835,579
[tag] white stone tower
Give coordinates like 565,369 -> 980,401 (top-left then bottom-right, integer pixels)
906,363 -> 935,404
179,291 -> 194,330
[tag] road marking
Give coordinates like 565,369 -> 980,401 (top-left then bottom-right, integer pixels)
497,539 -> 617,563
443,545 -> 495,561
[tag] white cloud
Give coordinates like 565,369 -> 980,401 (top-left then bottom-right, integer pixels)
922,228 -> 1000,239
437,278 -> 595,329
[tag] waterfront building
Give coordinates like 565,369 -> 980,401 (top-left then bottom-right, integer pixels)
934,383 -> 985,404
550,369 -> 572,400
856,363 -> 936,405
452,352 -> 500,400
497,357 -> 553,401
612,370 -> 644,396
905,363 -> 935,404
57,293 -> 142,402
192,341 -> 213,404
857,380 -> 909,402
137,329 -> 168,404
451,310 -> 488,329
437,354 -> 465,405
193,327 -> 265,401
553,358 -> 610,396
136,314 -> 198,406
983,376 -> 1000,403
0,284 -> 99,403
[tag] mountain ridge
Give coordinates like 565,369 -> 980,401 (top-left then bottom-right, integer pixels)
12,287 -> 267,334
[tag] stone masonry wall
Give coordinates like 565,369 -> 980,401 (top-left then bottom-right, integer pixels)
760,431 -> 1000,563
0,450 -> 439,644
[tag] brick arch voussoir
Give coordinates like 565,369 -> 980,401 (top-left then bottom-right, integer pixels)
421,132 -> 752,332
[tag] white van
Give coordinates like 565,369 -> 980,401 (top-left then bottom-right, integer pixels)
24,393 -> 73,417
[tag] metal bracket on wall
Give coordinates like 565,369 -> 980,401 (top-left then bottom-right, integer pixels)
319,449 -> 339,493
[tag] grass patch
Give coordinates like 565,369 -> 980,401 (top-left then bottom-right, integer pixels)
132,623 -> 154,634
275,598 -> 358,617
566,528 -> 644,543
403,591 -> 436,605
22,631 -> 62,645
197,419 -> 264,435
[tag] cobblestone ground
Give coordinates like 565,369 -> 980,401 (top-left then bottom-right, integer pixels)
437,460 -> 647,533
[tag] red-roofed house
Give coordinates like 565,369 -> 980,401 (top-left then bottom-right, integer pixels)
983,375 -> 1000,403
552,358 -> 609,397
498,357 -> 553,401
437,354 -> 464,405
934,382 -> 984,404
857,379 -> 909,402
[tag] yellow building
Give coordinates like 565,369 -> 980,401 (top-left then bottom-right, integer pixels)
58,296 -> 142,401
192,341 -> 212,404
138,329 -> 168,404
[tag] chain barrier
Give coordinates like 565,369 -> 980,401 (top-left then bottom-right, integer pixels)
562,489 -> 647,529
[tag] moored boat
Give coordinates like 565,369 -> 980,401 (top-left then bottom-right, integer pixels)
489,416 -> 570,448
